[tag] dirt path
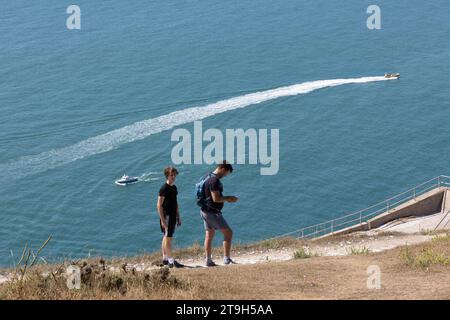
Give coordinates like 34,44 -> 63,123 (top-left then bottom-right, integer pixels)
0,232 -> 440,285
125,232 -> 435,271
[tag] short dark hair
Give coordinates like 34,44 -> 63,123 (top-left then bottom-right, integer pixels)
164,166 -> 179,178
217,160 -> 233,173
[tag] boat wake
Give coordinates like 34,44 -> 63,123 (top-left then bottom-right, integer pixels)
139,172 -> 160,182
1,76 -> 393,180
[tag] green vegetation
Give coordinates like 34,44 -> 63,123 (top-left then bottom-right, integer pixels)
400,246 -> 450,268
431,233 -> 450,244
293,248 -> 313,259
348,246 -> 370,255
400,234 -> 450,268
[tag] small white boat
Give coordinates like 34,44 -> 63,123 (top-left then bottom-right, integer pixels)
115,174 -> 139,186
384,73 -> 400,79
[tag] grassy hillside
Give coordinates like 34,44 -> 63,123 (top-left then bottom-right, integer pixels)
1,234 -> 450,299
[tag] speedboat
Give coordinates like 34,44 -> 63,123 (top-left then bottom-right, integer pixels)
384,73 -> 400,79
115,174 -> 139,186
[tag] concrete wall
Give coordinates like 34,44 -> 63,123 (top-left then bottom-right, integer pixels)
319,187 -> 447,239
441,189 -> 450,213
366,189 -> 444,230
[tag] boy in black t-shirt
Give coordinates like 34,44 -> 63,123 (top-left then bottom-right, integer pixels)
157,166 -> 183,268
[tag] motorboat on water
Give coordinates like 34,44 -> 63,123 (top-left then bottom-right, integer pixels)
384,73 -> 400,79
115,174 -> 139,186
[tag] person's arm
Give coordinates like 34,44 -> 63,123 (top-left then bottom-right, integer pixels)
157,196 -> 167,229
211,191 -> 238,203
176,202 -> 181,226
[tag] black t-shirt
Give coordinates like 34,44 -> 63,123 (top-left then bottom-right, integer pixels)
159,183 -> 178,215
203,173 -> 224,212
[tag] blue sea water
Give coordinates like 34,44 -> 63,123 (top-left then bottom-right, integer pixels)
1,0 -> 450,266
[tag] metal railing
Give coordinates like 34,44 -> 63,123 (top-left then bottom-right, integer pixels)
272,175 -> 450,240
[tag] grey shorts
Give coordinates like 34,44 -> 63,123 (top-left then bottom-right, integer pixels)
200,210 -> 230,231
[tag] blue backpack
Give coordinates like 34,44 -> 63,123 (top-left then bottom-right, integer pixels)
195,173 -> 213,207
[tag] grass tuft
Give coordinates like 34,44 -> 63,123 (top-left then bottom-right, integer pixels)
293,248 -> 313,259
419,229 -> 435,236
348,246 -> 370,255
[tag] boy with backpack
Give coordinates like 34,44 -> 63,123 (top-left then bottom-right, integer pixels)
157,166 -> 184,268
196,161 -> 239,267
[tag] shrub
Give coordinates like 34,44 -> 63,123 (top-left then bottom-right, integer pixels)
293,248 -> 312,259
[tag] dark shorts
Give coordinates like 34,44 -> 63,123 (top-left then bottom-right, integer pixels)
160,214 -> 176,237
200,210 -> 230,231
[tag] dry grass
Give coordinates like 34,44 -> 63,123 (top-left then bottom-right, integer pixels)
419,229 -> 436,236
372,231 -> 407,237
399,233 -> 450,268
238,237 -> 307,250
1,233 -> 450,299
0,259 -> 197,300
170,234 -> 450,299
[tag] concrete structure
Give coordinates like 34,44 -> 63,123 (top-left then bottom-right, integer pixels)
322,187 -> 450,238
272,175 -> 450,241
372,189 -> 450,234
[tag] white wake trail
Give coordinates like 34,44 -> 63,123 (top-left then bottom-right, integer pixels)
1,76 -> 391,180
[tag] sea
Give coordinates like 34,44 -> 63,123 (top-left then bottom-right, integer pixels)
1,0 -> 450,266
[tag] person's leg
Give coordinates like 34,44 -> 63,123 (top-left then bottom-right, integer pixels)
164,236 -> 173,262
220,228 -> 233,259
204,229 -> 215,260
160,218 -> 168,262
161,237 -> 167,261
165,213 -> 178,264
214,214 -> 232,261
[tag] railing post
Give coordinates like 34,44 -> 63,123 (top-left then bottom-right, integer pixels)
413,187 -> 416,200
359,211 -> 362,224
387,201 -> 390,212
438,176 -> 441,188
331,221 -> 334,233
